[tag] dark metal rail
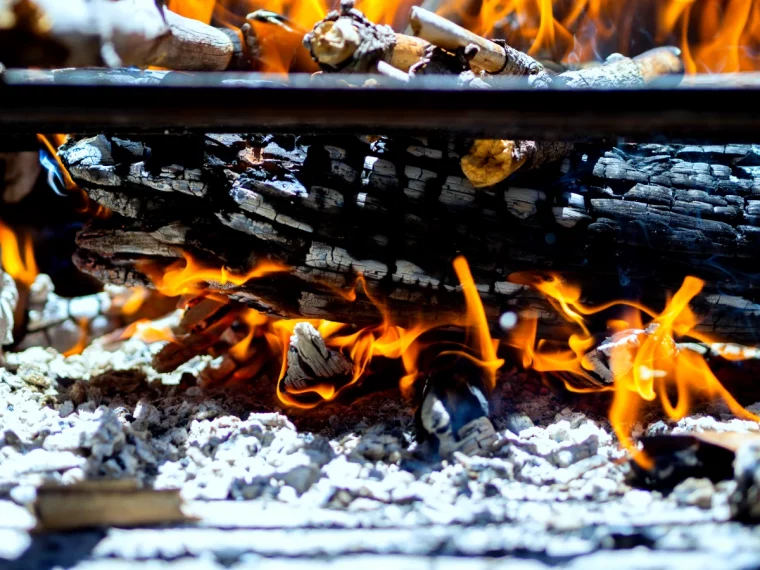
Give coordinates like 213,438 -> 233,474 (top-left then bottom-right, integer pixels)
0,69 -> 758,142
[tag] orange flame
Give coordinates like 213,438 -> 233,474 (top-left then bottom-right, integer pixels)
63,318 -> 90,357
0,221 -> 38,287
137,252 -> 290,298
137,251 -> 501,408
120,318 -> 177,343
510,272 -> 760,468
168,0 -> 760,73
119,288 -> 151,316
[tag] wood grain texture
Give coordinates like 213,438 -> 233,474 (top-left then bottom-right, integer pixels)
61,134 -> 760,343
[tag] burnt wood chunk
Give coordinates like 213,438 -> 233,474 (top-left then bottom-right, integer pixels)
61,134 -> 760,344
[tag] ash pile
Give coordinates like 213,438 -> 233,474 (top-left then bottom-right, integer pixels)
1,326 -> 760,569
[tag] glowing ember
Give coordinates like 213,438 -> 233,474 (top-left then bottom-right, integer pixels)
509,272 -> 760,468
0,221 -> 38,288
168,0 -> 760,73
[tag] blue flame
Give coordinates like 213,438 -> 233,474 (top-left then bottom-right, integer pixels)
39,148 -> 67,197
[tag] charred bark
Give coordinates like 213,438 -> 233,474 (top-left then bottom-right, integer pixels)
61,133 -> 760,344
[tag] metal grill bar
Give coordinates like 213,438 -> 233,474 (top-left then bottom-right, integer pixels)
1,69 -> 758,142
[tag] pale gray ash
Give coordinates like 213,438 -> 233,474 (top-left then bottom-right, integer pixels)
1,335 -> 760,569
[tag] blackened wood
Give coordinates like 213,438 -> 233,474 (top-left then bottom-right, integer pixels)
62,133 -> 760,344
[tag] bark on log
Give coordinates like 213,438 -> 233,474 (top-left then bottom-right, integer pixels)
60,133 -> 760,345
0,0 -> 242,70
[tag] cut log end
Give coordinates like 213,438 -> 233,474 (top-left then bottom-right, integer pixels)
460,139 -> 526,188
307,19 -> 362,68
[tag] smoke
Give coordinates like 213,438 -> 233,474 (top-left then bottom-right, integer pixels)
38,149 -> 67,197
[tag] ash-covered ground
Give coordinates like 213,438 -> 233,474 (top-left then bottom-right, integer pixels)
1,334 -> 760,570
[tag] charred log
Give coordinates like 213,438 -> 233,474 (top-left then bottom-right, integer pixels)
61,133 -> 760,344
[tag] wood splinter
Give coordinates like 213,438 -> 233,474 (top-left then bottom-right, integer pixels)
283,322 -> 353,393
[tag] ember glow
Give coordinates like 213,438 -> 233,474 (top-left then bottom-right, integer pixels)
509,272 -> 760,468
0,221 -> 38,288
169,0 -> 760,73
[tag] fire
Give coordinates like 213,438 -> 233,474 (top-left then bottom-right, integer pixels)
37,134 -> 111,219
509,272 -> 760,468
63,318 -> 90,357
119,288 -> 152,316
0,221 -> 38,287
120,318 -> 177,343
137,251 -> 501,408
136,251 -> 290,298
229,256 -> 501,408
167,0 -> 760,73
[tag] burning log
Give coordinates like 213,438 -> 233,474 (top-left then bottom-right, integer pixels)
61,133 -> 760,351
0,0 -> 246,71
57,128 -> 760,414
408,6 -> 549,80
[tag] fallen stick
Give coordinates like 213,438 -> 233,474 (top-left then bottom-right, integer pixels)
153,305 -> 237,373
304,0 -> 429,73
34,480 -> 189,531
409,6 -> 549,82
0,0 -> 245,71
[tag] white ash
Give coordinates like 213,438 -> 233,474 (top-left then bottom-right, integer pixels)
0,337 -> 759,567
0,270 -> 18,356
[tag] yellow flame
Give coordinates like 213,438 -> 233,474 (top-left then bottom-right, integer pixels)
137,251 -> 290,298
0,221 -> 38,287
510,272 -> 760,469
137,252 -> 501,409
63,318 -> 90,357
